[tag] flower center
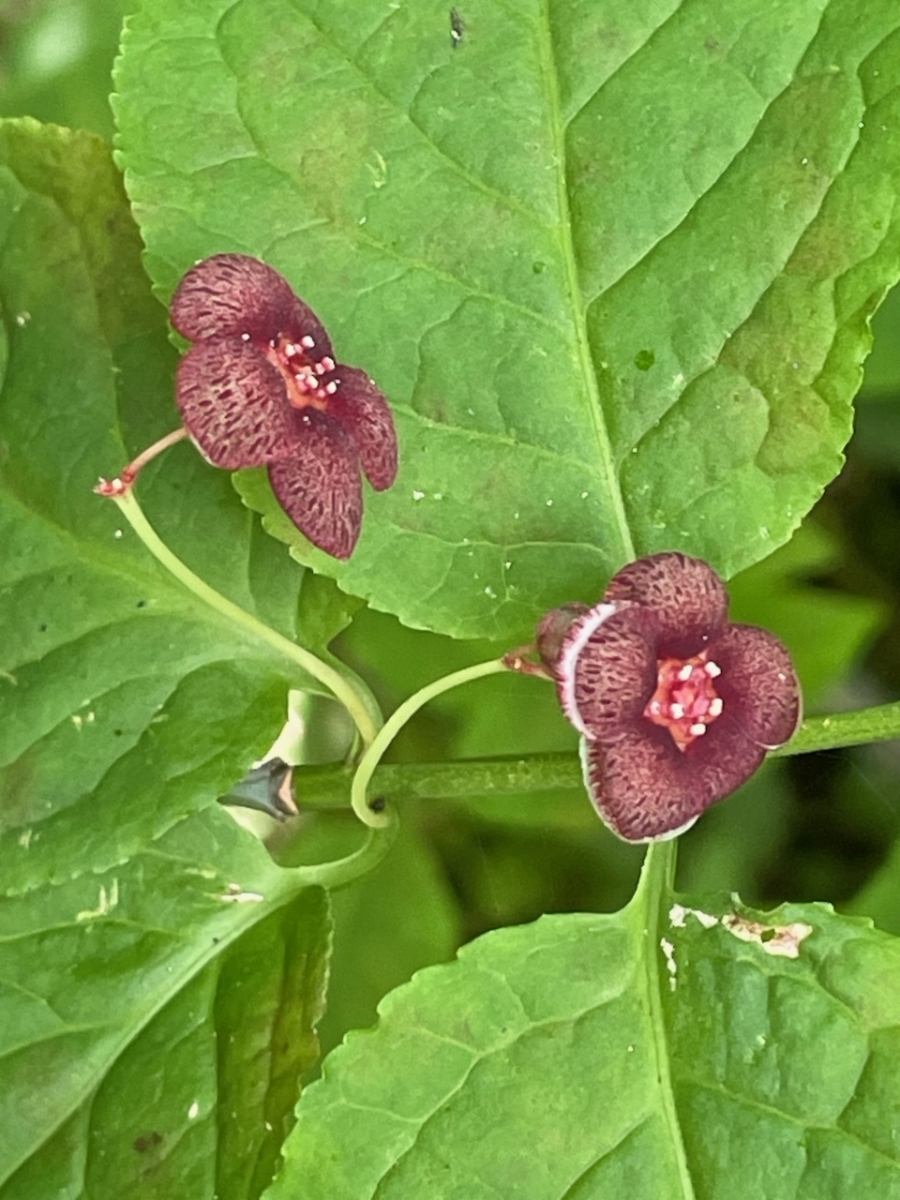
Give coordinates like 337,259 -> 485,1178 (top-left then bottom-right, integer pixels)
643,653 -> 723,751
265,334 -> 339,410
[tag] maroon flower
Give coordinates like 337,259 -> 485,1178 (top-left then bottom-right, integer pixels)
536,553 -> 801,842
170,254 -> 397,559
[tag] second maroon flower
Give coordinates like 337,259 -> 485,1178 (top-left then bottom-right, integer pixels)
536,552 -> 802,842
170,253 -> 398,559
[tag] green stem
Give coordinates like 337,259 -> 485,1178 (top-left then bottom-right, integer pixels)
288,808 -> 399,889
110,489 -> 380,748
630,839 -> 696,1200
350,658 -> 511,828
288,695 -> 900,811
290,752 -> 583,809
773,703 -> 900,756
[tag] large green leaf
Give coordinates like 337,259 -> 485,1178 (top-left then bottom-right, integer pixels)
0,120 -> 359,1194
114,0 -> 900,639
272,858 -> 900,1198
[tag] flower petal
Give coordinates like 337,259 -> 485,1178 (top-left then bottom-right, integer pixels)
326,366 -> 398,490
268,411 -> 363,559
284,294 -> 334,362
708,623 -> 802,748
580,711 -> 767,841
170,254 -> 333,355
580,731 -> 704,842
687,711 -> 769,799
176,339 -> 295,468
557,605 -> 657,739
603,552 -> 728,656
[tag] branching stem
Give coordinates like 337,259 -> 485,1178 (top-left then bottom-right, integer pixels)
349,658 -> 510,828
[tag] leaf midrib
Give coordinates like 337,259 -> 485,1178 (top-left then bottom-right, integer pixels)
537,0 -> 635,568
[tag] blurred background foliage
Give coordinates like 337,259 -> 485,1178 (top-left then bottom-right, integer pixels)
4,0 -> 900,1056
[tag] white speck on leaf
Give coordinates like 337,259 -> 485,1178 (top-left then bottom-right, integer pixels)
220,884 -> 264,904
660,937 -> 677,990
669,903 -> 719,930
76,879 -> 119,922
188,1101 -> 200,1120
412,490 -> 425,500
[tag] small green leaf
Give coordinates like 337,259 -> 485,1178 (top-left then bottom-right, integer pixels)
273,884 -> 900,1198
115,0 -> 900,639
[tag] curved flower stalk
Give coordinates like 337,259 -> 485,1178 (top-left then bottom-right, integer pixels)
532,552 -> 801,842
94,253 -> 399,746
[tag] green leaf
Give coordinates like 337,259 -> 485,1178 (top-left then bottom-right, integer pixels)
272,859 -> 900,1198
0,811 -> 333,1200
281,811 -> 462,1058
115,0 -> 900,640
0,120 -> 361,1193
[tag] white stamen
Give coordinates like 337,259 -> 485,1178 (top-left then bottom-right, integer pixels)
314,362 -> 326,375
648,700 -> 661,714
322,356 -> 335,371
705,661 -> 721,677
689,723 -> 707,736
670,703 -> 685,720
300,335 -> 315,348
284,342 -> 296,355
677,664 -> 693,681
241,332 -> 250,341
325,381 -> 338,394
709,698 -> 723,716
